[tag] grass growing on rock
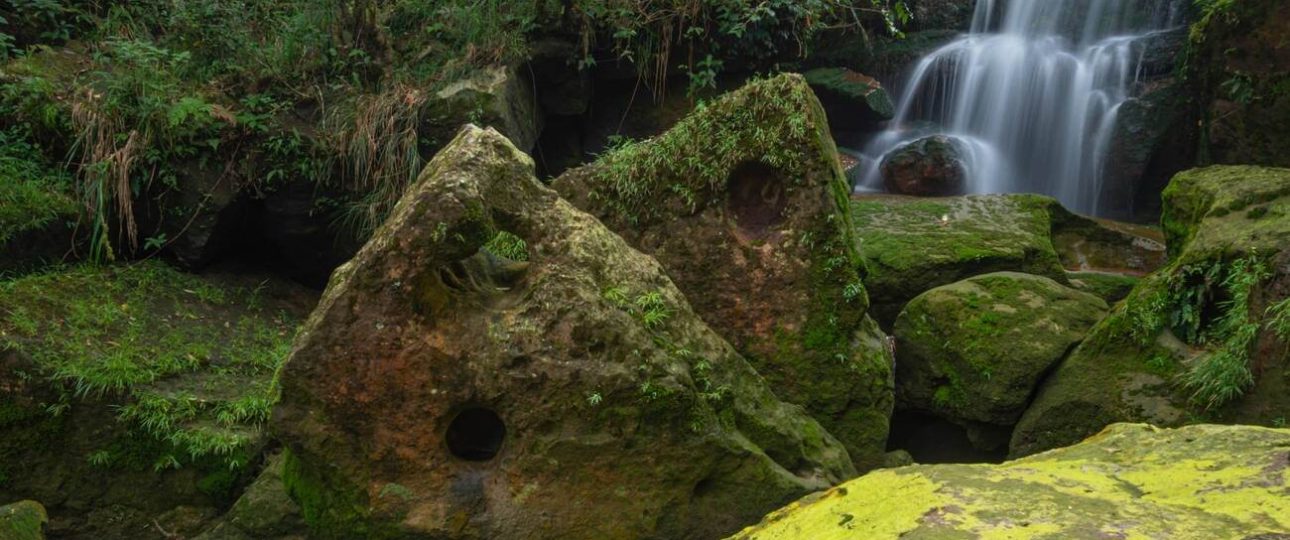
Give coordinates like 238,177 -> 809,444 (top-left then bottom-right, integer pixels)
0,261 -> 302,471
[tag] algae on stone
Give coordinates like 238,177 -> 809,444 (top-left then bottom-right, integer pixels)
732,423 -> 1290,539
894,272 -> 1107,434
553,74 -> 894,470
851,194 -> 1070,327
272,125 -> 856,540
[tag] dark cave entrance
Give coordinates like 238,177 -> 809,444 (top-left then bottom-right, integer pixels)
727,162 -> 789,238
885,410 -> 1010,464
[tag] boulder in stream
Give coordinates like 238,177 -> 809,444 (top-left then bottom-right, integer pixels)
879,135 -> 968,197
893,272 -> 1107,451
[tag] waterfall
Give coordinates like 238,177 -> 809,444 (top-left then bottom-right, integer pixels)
858,0 -> 1186,215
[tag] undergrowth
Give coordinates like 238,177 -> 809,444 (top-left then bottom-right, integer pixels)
1114,255 -> 1282,410
0,261 -> 300,471
1,0 -> 909,259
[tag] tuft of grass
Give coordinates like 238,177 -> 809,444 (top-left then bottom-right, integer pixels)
482,230 -> 528,262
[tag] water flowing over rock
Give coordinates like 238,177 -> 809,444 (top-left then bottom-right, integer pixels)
858,0 -> 1188,216
879,135 -> 968,196
731,423 -> 1290,539
1011,166 -> 1290,457
553,74 -> 895,470
271,125 -> 856,539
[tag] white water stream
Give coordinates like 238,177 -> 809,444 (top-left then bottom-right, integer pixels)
858,0 -> 1186,215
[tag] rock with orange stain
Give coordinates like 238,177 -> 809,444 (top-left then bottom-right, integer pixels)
271,125 -> 856,540
551,75 -> 895,471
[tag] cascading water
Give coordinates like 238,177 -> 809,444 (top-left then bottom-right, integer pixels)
859,0 -> 1186,215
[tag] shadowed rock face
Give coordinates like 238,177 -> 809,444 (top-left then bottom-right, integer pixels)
552,75 -> 895,471
271,125 -> 856,540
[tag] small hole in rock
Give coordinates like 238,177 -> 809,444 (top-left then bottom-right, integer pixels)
446,407 -> 506,462
727,162 -> 788,237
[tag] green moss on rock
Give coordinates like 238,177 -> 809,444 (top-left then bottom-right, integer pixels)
894,272 -> 1108,432
732,423 -> 1290,539
0,262 -> 311,534
1013,166 -> 1290,457
0,500 -> 47,540
852,194 -> 1070,327
553,74 -> 893,470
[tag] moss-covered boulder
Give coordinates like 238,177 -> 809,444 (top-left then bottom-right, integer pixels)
192,453 -> 303,540
0,500 -> 47,540
1012,166 -> 1290,457
0,262 -> 311,538
550,74 -> 894,470
429,65 -> 541,153
894,273 -> 1107,438
803,68 -> 894,131
272,125 -> 855,540
731,423 -> 1290,539
852,194 -> 1070,327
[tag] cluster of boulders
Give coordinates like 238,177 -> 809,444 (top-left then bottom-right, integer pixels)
4,59 -> 1290,540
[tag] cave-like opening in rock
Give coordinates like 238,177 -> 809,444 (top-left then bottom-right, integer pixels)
727,162 -> 788,237
886,410 -> 1008,464
446,407 -> 506,461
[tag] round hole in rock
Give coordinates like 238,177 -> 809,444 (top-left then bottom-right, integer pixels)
727,162 -> 788,237
446,407 -> 506,462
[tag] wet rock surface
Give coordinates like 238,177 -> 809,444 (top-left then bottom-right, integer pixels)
879,135 -> 968,197
894,272 -> 1107,437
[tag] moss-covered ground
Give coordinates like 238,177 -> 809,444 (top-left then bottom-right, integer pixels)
0,261 -> 307,480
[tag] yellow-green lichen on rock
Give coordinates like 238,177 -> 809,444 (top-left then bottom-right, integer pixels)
732,423 -> 1290,540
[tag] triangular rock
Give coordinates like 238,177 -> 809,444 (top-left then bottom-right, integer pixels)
272,125 -> 855,539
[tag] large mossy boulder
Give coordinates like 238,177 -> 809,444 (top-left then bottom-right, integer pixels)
894,272 -> 1107,442
803,68 -> 894,131
0,262 -> 312,538
551,74 -> 894,470
1012,166 -> 1290,457
271,125 -> 856,540
732,423 -> 1290,539
851,194 -> 1070,327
